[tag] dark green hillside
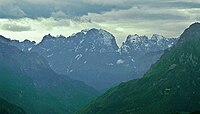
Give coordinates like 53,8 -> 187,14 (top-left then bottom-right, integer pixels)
0,38 -> 98,114
0,97 -> 25,114
79,23 -> 200,114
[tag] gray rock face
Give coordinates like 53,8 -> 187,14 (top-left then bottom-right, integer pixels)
119,34 -> 177,80
6,28 -> 178,91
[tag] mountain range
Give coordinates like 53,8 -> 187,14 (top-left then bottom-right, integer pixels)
79,23 -> 200,114
7,29 -> 177,91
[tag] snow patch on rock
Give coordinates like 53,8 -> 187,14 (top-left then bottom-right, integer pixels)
116,59 -> 125,64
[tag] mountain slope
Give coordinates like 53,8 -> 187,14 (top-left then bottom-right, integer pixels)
0,39 -> 98,114
120,34 -> 177,80
79,23 -> 200,114
0,97 -> 25,114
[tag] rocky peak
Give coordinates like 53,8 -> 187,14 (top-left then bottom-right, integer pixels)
22,39 -> 36,45
41,34 -> 56,43
82,28 -> 117,47
126,34 -> 148,43
151,34 -> 165,41
121,33 -> 177,54
68,28 -> 119,51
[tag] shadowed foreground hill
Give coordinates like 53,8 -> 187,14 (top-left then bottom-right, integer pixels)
0,97 -> 25,114
79,23 -> 200,114
0,37 -> 98,114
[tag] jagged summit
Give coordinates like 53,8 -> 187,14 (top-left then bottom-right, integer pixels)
72,28 -> 114,37
22,39 -> 36,44
126,34 -> 148,43
121,34 -> 177,54
125,34 -> 168,44
151,34 -> 166,40
41,34 -> 56,42
80,28 -> 111,35
86,28 -> 116,46
40,28 -> 117,48
70,28 -> 117,48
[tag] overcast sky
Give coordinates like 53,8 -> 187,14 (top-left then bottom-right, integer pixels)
0,0 -> 199,45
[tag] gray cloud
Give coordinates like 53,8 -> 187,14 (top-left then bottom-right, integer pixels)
0,0 -> 199,45
0,0 -> 132,19
84,6 -> 190,22
0,0 -> 199,21
1,23 -> 32,32
51,11 -> 68,19
0,4 -> 26,18
164,1 -> 200,9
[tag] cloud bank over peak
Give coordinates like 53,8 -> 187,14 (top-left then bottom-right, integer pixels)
0,0 -> 199,45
